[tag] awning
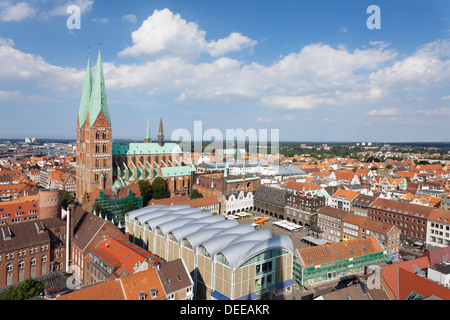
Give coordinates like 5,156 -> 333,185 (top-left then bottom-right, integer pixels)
210,290 -> 230,300
235,292 -> 258,300
275,279 -> 295,291
255,217 -> 269,224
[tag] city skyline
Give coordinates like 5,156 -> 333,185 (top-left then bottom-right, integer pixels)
0,1 -> 450,142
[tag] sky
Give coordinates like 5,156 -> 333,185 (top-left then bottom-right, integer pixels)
0,0 -> 449,143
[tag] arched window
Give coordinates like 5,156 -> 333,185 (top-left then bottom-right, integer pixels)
102,132 -> 107,139
6,263 -> 12,272
19,260 -> 25,269
42,255 -> 47,263
103,144 -> 107,153
96,131 -> 100,140
95,144 -> 100,153
31,257 -> 36,265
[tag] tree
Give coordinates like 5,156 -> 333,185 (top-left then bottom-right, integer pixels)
0,278 -> 45,300
138,180 -> 153,205
61,190 -> 75,211
92,203 -> 104,217
122,201 -> 139,214
189,189 -> 204,200
151,177 -> 169,199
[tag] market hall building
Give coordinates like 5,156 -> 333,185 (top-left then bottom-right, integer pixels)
124,204 -> 295,300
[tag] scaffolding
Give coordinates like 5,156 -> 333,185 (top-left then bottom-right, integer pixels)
94,190 -> 143,225
293,250 -> 386,287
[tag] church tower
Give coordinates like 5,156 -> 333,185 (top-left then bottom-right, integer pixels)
76,47 -> 113,202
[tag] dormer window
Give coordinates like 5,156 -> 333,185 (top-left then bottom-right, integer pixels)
138,291 -> 147,300
149,288 -> 158,299
2,227 -> 12,240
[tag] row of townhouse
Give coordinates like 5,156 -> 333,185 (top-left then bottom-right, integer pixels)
317,206 -> 401,259
57,258 -> 194,300
328,189 -> 450,247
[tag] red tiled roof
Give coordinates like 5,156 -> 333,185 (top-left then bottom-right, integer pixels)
398,267 -> 450,300
281,180 -> 322,191
381,256 -> 430,299
120,268 -> 166,300
334,170 -> 357,182
296,236 -> 384,268
331,189 -> 359,201
428,208 -> 450,223
92,236 -> 162,276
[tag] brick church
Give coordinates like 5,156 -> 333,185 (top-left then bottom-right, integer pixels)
75,48 -> 194,210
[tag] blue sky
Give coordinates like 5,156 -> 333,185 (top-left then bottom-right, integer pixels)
0,0 -> 449,142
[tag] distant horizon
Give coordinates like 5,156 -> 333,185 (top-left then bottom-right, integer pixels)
2,137 -> 450,145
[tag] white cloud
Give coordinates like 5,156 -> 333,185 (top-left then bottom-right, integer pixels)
122,14 -> 137,23
118,8 -> 207,59
260,95 -> 336,110
91,17 -> 109,23
0,1 -> 36,22
47,0 -> 94,17
416,108 -> 450,116
207,32 -> 257,57
366,108 -> 402,117
0,90 -> 20,101
0,42 -> 84,92
119,8 -> 257,60
0,37 -> 13,46
369,40 -> 450,92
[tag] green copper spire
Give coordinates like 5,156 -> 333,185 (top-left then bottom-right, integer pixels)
144,117 -> 151,142
158,113 -> 164,146
89,47 -> 111,127
78,55 -> 93,127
